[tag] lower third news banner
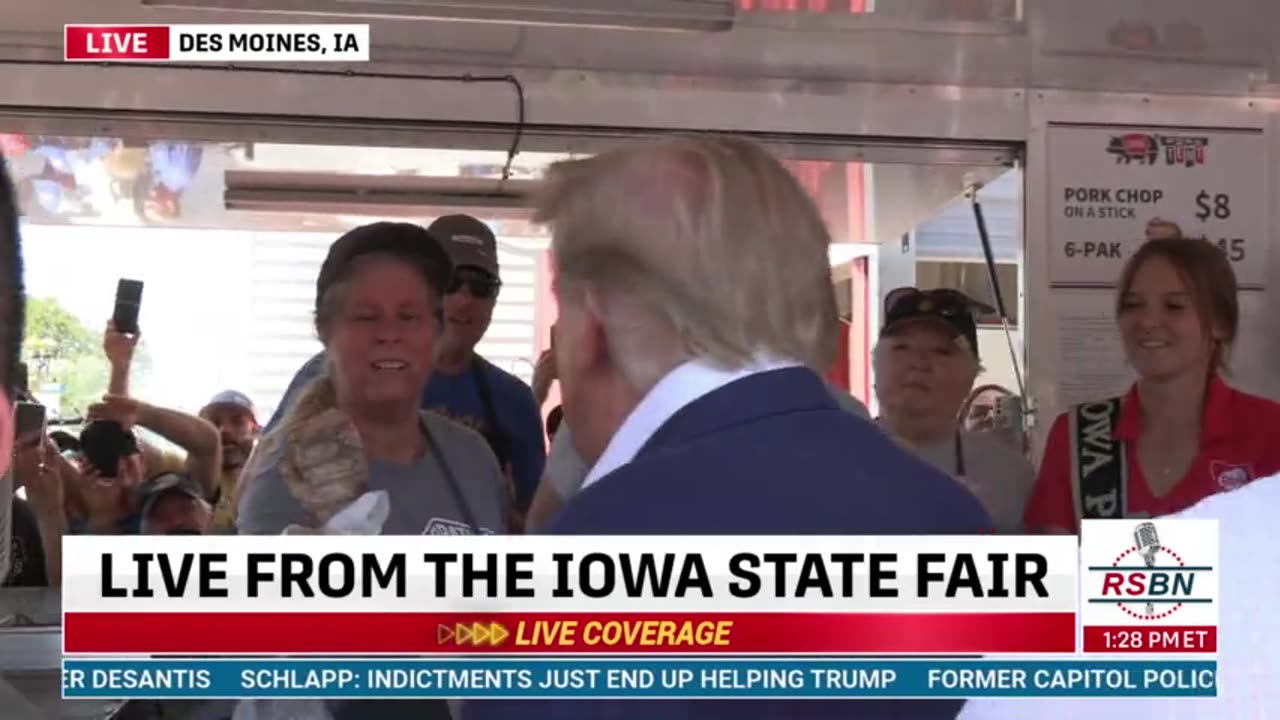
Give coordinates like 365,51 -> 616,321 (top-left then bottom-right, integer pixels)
58,534 -> 1210,699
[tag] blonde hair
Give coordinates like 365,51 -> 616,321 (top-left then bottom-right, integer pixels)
534,134 -> 838,387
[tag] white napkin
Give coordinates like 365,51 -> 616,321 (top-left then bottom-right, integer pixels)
323,491 -> 390,534
234,492 -> 392,719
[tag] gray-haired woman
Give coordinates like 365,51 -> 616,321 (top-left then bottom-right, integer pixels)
237,222 -> 507,719
238,221 -> 508,537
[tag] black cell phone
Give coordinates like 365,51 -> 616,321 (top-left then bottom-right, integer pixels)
80,420 -> 139,478
12,361 -> 28,399
112,278 -> 144,335
14,401 -> 46,440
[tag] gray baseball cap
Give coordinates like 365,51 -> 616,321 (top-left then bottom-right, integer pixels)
138,472 -> 207,520
200,389 -> 257,422
428,214 -> 499,278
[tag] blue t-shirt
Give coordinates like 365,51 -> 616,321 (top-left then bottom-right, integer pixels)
265,352 -> 546,510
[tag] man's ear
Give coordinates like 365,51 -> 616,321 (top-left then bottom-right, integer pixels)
578,287 -> 614,371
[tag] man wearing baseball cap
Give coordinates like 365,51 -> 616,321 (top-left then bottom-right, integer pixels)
199,389 -> 260,532
872,287 -> 1034,532
421,214 -> 544,515
263,214 -> 544,518
138,472 -> 211,535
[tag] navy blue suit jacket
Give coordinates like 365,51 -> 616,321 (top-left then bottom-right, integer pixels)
465,367 -> 991,720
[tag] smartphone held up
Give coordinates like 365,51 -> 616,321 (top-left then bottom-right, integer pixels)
14,400 -> 45,440
112,278 -> 144,336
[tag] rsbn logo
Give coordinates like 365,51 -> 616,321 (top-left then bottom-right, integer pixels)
1089,521 -> 1213,620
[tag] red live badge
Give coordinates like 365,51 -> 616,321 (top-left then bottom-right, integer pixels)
64,25 -> 170,61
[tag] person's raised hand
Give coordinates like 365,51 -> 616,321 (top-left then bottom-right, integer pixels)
16,433 -> 64,520
87,393 -> 142,429
74,464 -> 128,532
102,320 -> 139,368
11,429 -> 45,478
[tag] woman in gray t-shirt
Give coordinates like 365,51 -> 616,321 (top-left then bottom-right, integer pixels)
237,221 -> 507,537
235,222 -> 507,720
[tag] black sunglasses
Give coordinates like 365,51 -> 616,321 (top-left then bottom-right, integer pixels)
885,287 -> 992,317
447,275 -> 502,300
885,287 -> 965,314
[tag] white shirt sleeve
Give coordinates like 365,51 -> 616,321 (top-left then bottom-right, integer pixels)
960,477 -> 1279,720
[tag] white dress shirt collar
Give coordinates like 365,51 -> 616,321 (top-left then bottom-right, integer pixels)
580,356 -> 801,490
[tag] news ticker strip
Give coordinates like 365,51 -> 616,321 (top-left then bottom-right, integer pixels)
61,612 -> 1076,655
61,658 -> 1218,700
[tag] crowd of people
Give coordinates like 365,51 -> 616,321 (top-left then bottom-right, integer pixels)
0,133 -> 1275,719
1,134 -> 207,224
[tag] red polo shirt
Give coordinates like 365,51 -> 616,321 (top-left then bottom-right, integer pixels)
1025,375 -> 1280,533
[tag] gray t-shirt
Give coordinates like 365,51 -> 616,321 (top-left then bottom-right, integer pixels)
545,382 -> 872,501
901,429 -> 1035,534
237,412 -> 507,536
546,424 -> 592,500
236,413 -> 503,720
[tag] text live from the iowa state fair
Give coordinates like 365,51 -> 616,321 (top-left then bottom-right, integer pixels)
59,531 -> 1219,700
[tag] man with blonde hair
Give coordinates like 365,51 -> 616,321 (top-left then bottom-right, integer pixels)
465,136 -> 988,720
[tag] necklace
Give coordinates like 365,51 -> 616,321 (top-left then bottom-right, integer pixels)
1150,451 -> 1196,497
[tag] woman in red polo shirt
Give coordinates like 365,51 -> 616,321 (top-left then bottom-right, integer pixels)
1025,235 -> 1280,533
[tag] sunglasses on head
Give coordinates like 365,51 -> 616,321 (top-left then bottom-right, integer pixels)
447,274 -> 502,300
885,287 -> 975,317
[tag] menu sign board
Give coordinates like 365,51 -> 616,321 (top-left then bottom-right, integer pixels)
1047,124 -> 1268,289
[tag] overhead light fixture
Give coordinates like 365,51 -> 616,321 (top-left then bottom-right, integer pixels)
223,170 -> 539,216
141,0 -> 735,33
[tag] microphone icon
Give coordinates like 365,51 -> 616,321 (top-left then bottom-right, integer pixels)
1134,522 -> 1161,615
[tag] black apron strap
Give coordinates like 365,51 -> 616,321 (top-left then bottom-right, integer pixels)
470,357 -> 512,468
1069,397 -> 1128,521
421,415 -> 486,535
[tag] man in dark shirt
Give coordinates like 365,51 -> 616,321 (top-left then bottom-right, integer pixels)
5,426 -> 74,587
2,497 -> 47,587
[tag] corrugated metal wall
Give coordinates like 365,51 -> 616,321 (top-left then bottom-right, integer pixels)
245,231 -> 331,419
475,245 -> 540,386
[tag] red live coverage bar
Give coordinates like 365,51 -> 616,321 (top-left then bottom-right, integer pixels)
65,26 -> 169,61
1083,626 -> 1217,653
64,611 -> 1075,654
